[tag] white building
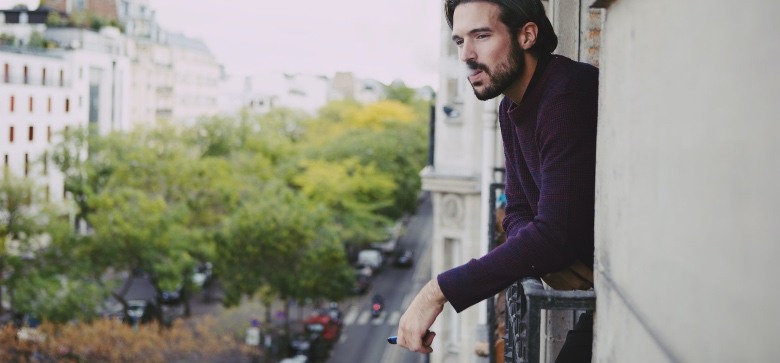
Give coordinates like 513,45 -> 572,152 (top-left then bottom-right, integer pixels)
329,71 -> 386,105
0,48 -> 82,204
1,18 -> 131,205
219,72 -> 331,116
165,32 -> 219,125
43,26 -> 132,133
116,0 -> 160,41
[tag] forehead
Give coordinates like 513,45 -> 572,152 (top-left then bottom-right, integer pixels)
452,2 -> 503,35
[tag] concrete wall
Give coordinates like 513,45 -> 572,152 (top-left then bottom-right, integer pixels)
594,0 -> 780,361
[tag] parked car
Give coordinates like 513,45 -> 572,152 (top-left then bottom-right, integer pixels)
370,221 -> 404,255
393,249 -> 414,268
191,262 -> 213,288
304,312 -> 342,344
350,273 -> 372,295
356,249 -> 383,272
124,299 -> 157,326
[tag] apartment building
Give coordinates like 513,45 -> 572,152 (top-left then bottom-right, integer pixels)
165,32 -> 219,125
1,49 -> 84,205
1,7 -> 131,205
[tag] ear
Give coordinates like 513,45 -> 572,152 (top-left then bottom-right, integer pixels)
516,22 -> 539,51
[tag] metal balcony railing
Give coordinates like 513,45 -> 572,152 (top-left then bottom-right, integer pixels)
504,279 -> 596,363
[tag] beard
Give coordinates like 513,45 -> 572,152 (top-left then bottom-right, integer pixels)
467,41 -> 525,101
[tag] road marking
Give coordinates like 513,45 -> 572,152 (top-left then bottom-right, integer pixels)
387,311 -> 401,326
356,310 -> 371,325
338,333 -> 347,344
343,308 -> 358,326
371,313 -> 385,325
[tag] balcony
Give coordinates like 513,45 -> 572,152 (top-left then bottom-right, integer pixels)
486,171 -> 597,363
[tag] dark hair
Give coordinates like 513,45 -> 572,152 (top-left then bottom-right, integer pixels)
444,0 -> 558,54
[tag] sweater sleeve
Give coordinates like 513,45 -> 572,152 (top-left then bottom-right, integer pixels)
438,91 -> 597,312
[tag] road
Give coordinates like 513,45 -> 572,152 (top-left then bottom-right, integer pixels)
327,194 -> 432,363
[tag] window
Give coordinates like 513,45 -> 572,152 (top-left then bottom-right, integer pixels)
48,97 -> 52,113
29,96 -> 33,112
65,98 -> 70,112
9,126 -> 13,142
28,126 -> 33,141
47,126 -> 51,142
9,96 -> 14,112
43,151 -> 48,175
24,153 -> 29,176
3,63 -> 8,83
3,154 -> 7,168
59,69 -> 64,87
42,67 -> 46,85
23,65 -> 28,84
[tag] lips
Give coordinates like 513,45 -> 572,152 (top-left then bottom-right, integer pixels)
468,69 -> 484,82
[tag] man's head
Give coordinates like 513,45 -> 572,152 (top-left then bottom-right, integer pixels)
446,0 -> 557,100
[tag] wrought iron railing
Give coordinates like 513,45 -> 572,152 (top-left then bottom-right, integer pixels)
504,279 -> 596,363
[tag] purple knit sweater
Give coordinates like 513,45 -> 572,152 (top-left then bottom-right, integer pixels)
438,55 -> 599,312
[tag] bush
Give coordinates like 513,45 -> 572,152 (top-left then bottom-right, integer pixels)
0,316 -> 247,363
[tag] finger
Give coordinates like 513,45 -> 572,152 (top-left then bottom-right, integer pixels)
423,331 -> 436,347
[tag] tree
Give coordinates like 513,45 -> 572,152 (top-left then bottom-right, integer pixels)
303,100 -> 428,222
385,80 -> 418,105
0,173 -> 87,322
0,173 -> 42,316
292,158 -> 396,245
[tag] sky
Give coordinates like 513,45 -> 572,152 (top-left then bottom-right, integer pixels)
1,0 -> 443,88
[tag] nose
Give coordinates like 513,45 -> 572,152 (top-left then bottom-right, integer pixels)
459,40 -> 476,63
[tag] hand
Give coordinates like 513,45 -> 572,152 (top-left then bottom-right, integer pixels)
396,279 -> 447,353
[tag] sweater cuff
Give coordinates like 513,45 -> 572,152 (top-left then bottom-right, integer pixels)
437,264 -> 474,313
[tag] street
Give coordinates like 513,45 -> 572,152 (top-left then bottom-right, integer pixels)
327,194 -> 432,363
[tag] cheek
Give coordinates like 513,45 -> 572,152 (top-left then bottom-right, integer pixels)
485,44 -> 511,68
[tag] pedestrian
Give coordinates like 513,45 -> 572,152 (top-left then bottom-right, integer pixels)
396,1 -> 598,362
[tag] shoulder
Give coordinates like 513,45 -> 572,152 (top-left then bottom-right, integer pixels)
542,55 -> 599,97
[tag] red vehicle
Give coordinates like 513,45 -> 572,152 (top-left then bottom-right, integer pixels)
304,313 -> 342,343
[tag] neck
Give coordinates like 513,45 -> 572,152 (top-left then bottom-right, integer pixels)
504,52 -> 539,104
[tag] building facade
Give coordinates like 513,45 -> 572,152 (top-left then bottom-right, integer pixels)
0,49 -> 82,204
1,7 -> 131,206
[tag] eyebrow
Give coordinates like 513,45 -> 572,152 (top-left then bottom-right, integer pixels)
451,27 -> 493,41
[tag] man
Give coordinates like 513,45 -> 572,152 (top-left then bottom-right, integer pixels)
396,0 -> 598,361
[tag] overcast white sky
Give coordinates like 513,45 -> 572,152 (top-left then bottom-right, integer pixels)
2,0 -> 443,88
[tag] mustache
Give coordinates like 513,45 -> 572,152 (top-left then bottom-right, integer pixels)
466,59 -> 489,73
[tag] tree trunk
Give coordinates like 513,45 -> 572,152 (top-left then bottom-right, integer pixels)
0,257 -> 4,315
283,298 -> 291,339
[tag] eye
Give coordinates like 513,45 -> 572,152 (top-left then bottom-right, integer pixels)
453,38 -> 464,47
476,33 -> 489,40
